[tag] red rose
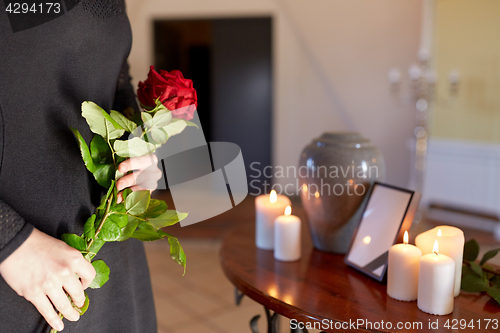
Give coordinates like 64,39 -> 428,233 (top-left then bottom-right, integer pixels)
137,66 -> 198,120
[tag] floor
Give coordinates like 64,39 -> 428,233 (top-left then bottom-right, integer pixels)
144,239 -> 319,333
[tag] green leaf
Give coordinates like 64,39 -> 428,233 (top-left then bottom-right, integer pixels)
491,275 -> 500,288
461,265 -> 488,292
90,135 -> 111,164
125,190 -> 150,215
98,220 -> 121,241
89,260 -> 110,289
469,261 -> 483,277
147,210 -> 188,229
185,120 -> 199,128
484,265 -> 495,280
150,128 -> 168,144
131,222 -> 163,241
480,248 -> 500,266
88,238 -> 105,256
486,286 -> 500,305
71,292 -> 89,315
117,216 -> 140,241
115,169 -> 125,181
122,188 -> 133,201
463,239 -> 480,262
148,110 -> 172,129
163,119 -> 187,137
167,236 -> 187,274
70,128 -> 96,173
108,212 -> 128,228
61,234 -> 87,252
140,199 -> 168,218
93,164 -> 114,188
97,181 -> 115,210
110,110 -> 138,133
114,137 -> 156,158
141,112 -> 152,124
81,101 -> 125,140
83,215 -> 96,240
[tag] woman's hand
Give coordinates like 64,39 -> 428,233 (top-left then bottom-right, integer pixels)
0,228 -> 96,331
116,154 -> 162,203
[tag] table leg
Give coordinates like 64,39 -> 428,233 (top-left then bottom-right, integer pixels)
249,307 -> 279,333
235,288 -> 324,333
235,287 -> 245,306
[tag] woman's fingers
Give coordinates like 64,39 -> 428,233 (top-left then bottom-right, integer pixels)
116,172 -> 137,192
118,154 -> 158,174
116,154 -> 162,203
28,293 -> 64,332
116,166 -> 162,192
136,166 -> 162,189
47,288 -> 80,322
63,277 -> 85,308
74,258 -> 96,290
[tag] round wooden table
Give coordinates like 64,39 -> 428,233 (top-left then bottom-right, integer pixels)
220,224 -> 500,332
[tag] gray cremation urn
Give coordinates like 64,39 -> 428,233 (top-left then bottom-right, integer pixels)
298,132 -> 385,253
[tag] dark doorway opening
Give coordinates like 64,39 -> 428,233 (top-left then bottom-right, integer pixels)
154,17 -> 272,189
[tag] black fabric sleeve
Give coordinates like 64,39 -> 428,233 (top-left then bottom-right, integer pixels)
112,60 -> 140,115
0,200 -> 34,264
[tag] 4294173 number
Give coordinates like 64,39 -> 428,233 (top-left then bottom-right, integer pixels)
444,319 -> 499,330
5,2 -> 61,14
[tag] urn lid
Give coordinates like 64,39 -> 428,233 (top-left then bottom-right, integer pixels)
312,132 -> 373,149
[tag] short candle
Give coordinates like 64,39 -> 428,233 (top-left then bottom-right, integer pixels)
387,231 -> 422,301
415,226 -> 464,296
255,190 -> 291,250
417,240 -> 455,316
274,206 -> 301,262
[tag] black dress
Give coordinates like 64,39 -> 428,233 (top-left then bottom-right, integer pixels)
0,1 -> 157,332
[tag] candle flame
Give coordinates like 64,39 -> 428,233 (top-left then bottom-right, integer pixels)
403,231 -> 409,245
268,286 -> 278,298
314,191 -> 320,198
270,190 -> 277,203
302,184 -> 308,193
437,229 -> 442,237
285,206 -> 292,215
433,240 -> 439,255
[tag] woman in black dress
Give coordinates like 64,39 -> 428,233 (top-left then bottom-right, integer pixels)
0,1 -> 158,332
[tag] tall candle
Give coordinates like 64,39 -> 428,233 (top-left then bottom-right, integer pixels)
274,206 -> 301,262
387,231 -> 422,301
255,190 -> 291,250
418,240 -> 455,315
415,226 -> 464,296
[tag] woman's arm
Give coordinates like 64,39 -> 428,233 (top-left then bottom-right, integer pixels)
0,199 -> 34,263
0,199 -> 95,331
0,228 -> 95,331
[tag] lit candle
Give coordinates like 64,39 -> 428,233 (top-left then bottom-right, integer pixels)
418,240 -> 455,315
255,190 -> 291,250
415,226 -> 464,296
274,206 -> 301,262
387,231 -> 422,301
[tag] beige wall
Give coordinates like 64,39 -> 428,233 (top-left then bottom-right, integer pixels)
432,0 -> 500,143
125,0 -> 423,189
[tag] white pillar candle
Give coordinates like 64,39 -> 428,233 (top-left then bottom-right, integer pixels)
387,231 -> 422,301
255,190 -> 291,250
274,206 -> 301,262
418,240 -> 455,315
415,226 -> 464,296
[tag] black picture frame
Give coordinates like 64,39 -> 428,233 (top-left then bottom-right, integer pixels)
344,182 -> 421,282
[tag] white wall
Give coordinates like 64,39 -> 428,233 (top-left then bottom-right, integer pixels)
125,0 -> 423,190
422,139 -> 500,215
